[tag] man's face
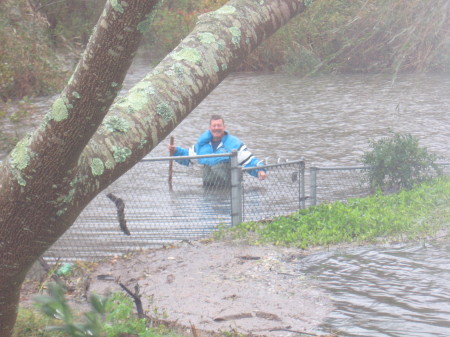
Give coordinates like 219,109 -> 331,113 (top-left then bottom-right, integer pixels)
209,118 -> 226,140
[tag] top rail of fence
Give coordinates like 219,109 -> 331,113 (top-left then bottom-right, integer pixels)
142,153 -> 305,171
311,165 -> 371,171
311,162 -> 450,171
242,159 -> 305,172
141,152 -> 235,162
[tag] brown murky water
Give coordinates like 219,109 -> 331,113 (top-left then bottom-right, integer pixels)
4,60 -> 449,164
297,240 -> 450,337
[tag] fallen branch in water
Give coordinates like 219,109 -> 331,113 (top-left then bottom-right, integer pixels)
106,193 -> 130,235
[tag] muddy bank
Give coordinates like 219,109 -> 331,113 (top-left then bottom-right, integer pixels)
86,240 -> 333,336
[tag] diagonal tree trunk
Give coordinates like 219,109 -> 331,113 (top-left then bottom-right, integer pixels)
0,0 -> 310,335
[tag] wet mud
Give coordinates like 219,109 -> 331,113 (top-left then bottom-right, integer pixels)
88,240 -> 333,336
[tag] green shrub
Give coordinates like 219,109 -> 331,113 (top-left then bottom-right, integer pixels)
362,133 -> 442,191
32,283 -> 169,337
34,283 -> 106,336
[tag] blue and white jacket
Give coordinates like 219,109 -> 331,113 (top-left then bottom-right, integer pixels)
173,131 -> 265,177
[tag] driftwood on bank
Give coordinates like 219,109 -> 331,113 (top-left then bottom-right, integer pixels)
118,282 -> 145,318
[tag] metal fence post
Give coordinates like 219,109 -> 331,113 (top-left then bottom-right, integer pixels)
310,166 -> 317,206
300,159 -> 306,209
230,150 -> 243,226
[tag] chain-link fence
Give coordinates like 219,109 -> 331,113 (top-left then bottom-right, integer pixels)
45,157 -> 449,262
309,162 -> 450,206
45,153 -> 305,262
242,161 -> 305,222
309,166 -> 372,206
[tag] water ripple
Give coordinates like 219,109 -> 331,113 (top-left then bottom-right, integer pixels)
296,241 -> 450,337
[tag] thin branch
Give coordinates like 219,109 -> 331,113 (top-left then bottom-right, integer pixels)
118,282 -> 145,318
35,0 -> 69,12
38,257 -> 66,289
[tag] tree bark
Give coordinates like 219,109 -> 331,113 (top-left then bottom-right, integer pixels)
0,0 -> 160,334
0,0 -> 310,335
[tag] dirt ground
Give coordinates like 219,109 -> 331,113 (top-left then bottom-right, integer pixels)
22,239 -> 334,336
89,240 -> 332,336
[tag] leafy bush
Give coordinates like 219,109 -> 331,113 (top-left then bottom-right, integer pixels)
31,283 -> 169,337
34,283 -> 106,336
362,133 -> 442,191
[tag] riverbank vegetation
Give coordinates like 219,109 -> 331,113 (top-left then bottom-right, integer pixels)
217,177 -> 450,248
14,290 -> 180,337
362,132 -> 442,191
1,0 -> 449,102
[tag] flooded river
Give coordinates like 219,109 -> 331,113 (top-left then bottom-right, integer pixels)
6,59 -> 450,336
148,66 -> 450,166
123,62 -> 450,337
297,241 -> 450,337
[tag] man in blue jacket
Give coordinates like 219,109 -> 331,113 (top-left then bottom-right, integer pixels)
168,115 -> 266,187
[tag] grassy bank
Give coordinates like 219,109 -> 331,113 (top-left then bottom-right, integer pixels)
14,177 -> 449,336
217,177 -> 450,248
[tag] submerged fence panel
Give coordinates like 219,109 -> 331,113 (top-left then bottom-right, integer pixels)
309,166 -> 372,206
45,158 -> 448,262
46,154 -> 305,262
242,160 -> 305,222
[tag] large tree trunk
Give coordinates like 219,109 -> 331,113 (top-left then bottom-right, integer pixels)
0,0 -> 309,335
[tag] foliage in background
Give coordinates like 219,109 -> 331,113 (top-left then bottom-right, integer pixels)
29,0 -> 103,47
0,0 -> 69,101
284,0 -> 450,74
362,133 -> 442,191
217,177 -> 450,249
1,0 -> 449,100
143,0 -> 228,61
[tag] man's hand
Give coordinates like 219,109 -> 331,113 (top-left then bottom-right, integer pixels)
258,170 -> 267,180
168,144 -> 176,155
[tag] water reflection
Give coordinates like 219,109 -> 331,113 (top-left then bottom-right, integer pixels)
296,241 -> 450,337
